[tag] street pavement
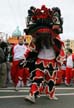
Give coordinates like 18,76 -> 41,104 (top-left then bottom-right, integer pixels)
0,84 -> 74,108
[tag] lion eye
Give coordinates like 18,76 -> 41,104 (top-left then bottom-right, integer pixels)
53,16 -> 60,24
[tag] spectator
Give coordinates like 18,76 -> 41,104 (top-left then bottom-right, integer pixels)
0,46 -> 7,87
0,41 -> 9,87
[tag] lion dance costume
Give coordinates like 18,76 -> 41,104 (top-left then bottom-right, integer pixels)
22,5 -> 65,103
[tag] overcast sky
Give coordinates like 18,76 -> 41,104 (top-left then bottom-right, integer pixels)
0,0 -> 74,40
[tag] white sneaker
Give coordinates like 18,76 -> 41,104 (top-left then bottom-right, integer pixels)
53,96 -> 58,100
24,95 -> 35,103
36,94 -> 41,98
49,96 -> 58,100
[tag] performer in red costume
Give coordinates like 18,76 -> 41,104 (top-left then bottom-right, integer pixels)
65,48 -> 74,86
11,36 -> 30,87
21,5 -> 65,103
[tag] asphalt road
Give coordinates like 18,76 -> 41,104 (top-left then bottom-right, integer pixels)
0,85 -> 74,108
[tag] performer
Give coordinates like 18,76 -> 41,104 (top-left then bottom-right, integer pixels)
11,36 -> 30,87
65,48 -> 74,86
22,5 -> 65,103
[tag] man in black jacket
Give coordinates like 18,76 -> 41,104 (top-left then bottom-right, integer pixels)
0,41 -> 8,87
